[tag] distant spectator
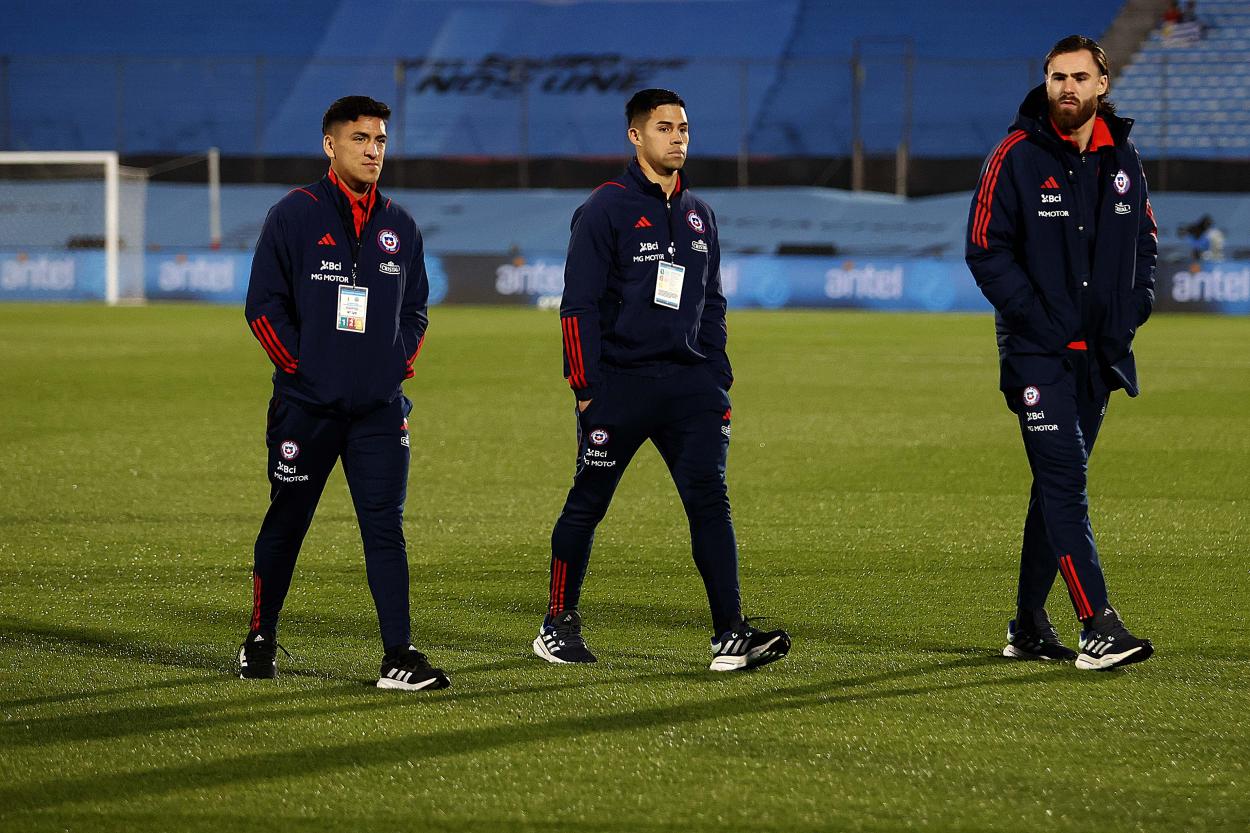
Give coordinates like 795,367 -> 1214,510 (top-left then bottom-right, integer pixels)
1180,215 -> 1224,263
1163,0 -> 1204,44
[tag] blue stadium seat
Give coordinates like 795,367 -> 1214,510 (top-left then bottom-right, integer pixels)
2,0 -> 1121,159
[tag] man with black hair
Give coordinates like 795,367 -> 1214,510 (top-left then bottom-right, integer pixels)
966,36 -> 1157,670
239,95 -> 449,690
533,88 -> 791,672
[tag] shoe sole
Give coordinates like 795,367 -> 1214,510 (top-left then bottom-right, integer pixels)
376,674 -> 450,691
1075,643 -> 1154,671
1002,644 -> 1076,662
709,634 -> 791,672
531,635 -> 596,664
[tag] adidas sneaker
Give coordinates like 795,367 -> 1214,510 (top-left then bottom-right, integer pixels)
377,645 -> 451,690
533,609 -> 597,664
1076,607 -> 1154,671
709,618 -> 791,672
1003,609 -> 1078,661
238,630 -> 280,679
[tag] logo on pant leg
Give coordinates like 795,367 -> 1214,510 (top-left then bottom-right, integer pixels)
280,440 -> 300,460
582,427 -> 615,467
721,407 -> 731,438
1022,386 -> 1041,407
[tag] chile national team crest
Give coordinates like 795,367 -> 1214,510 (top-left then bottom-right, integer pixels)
589,428 -> 609,446
280,440 -> 300,461
1022,386 -> 1041,407
686,210 -> 705,233
377,228 -> 400,254
1112,169 -> 1131,195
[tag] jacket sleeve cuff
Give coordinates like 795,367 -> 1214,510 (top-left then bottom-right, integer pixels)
572,382 -> 598,401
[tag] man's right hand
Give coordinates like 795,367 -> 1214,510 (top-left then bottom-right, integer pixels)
577,399 -> 592,413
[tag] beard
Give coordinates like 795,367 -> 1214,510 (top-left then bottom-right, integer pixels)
1049,94 -> 1098,132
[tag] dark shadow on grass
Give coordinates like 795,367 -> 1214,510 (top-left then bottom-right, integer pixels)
0,619 -> 369,684
0,675 -> 210,710
1,654 -> 1064,811
0,659 -> 715,750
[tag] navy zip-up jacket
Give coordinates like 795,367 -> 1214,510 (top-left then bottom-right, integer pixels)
560,159 -> 731,399
245,173 -> 430,416
966,85 -> 1157,395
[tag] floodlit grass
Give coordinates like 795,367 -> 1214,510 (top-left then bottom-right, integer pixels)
1,304 -> 1246,832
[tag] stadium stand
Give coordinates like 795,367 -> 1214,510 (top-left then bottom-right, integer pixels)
1114,0 -> 1250,157
3,0 -> 1118,158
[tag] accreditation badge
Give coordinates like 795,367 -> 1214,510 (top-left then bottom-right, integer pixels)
336,285 -> 368,333
654,260 -> 685,310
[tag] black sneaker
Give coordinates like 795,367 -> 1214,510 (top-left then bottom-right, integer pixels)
1003,609 -> 1078,661
1076,606 -> 1154,671
238,630 -> 282,679
377,645 -> 451,690
532,609 -> 597,663
709,617 -> 791,672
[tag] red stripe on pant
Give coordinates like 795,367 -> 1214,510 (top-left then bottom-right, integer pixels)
1058,554 -> 1094,619
250,573 -> 263,631
549,560 -> 566,616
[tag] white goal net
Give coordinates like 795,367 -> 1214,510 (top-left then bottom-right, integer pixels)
0,151 -> 147,304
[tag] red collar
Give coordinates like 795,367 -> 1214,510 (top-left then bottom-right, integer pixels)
1050,116 -> 1115,152
327,166 -> 377,236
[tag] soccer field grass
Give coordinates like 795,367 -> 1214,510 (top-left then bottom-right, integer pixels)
0,304 -> 1246,832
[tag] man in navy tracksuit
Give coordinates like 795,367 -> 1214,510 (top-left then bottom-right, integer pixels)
966,37 -> 1157,670
239,96 -> 449,690
533,89 -> 791,672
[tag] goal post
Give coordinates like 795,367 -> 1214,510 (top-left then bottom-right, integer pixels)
0,151 -> 147,304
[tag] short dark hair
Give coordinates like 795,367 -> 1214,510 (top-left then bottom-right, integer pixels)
322,96 -> 391,136
626,89 -> 685,127
1044,35 -> 1116,115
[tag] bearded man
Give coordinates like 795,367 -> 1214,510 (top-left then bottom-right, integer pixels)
965,35 -> 1158,671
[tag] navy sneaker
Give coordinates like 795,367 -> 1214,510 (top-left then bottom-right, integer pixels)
1076,607 -> 1154,671
533,609 -> 597,664
377,645 -> 451,690
238,630 -> 285,679
1003,609 -> 1078,661
709,618 -> 791,672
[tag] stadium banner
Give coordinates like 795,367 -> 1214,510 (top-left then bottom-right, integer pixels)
141,251 -> 452,305
5,250 -> 1248,316
146,252 -> 251,303
0,249 -> 106,301
438,253 -> 996,312
1153,257 -> 1250,314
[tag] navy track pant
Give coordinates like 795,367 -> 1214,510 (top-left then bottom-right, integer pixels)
1006,352 -> 1111,621
548,364 -> 742,636
249,395 -> 413,649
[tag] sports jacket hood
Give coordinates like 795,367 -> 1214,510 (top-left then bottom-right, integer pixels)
1012,83 -> 1135,152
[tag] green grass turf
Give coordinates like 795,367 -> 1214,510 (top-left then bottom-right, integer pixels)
0,304 -> 1246,832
